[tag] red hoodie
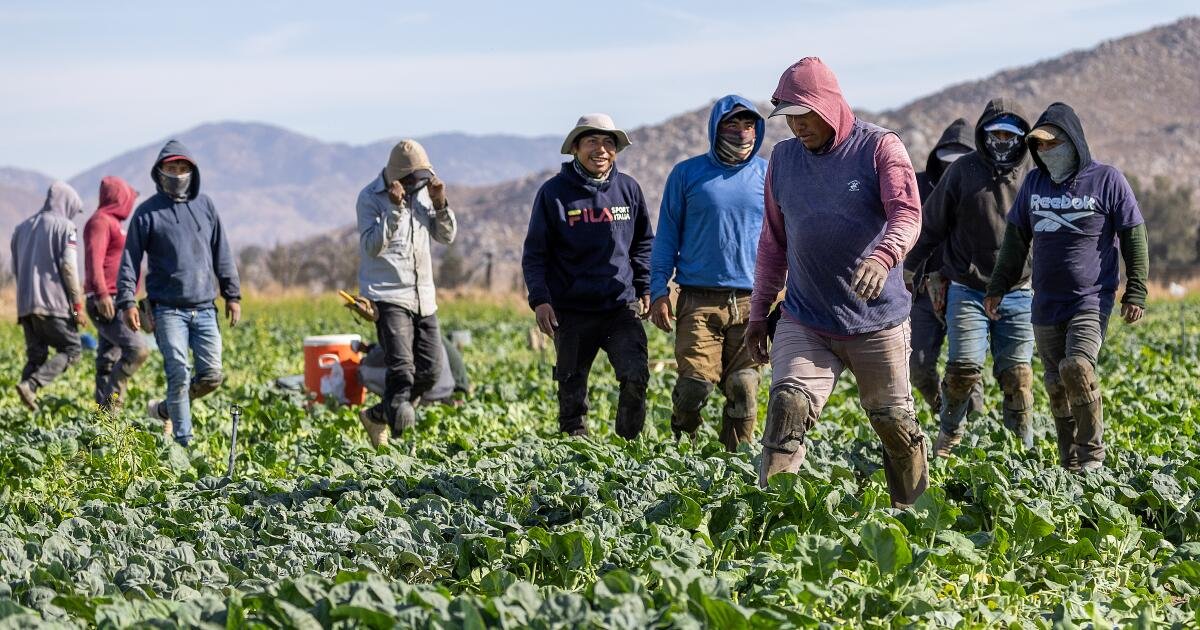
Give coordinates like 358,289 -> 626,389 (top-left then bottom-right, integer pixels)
84,176 -> 137,298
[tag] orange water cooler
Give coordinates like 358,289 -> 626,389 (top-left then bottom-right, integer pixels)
303,334 -> 366,404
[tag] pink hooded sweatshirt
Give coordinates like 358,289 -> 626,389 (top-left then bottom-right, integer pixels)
750,57 -> 921,335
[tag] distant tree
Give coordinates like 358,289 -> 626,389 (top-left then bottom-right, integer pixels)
1129,175 -> 1199,274
438,244 -> 467,289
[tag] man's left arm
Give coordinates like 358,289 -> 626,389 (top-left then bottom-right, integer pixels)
1113,172 -> 1148,317
630,186 -> 655,300
426,177 -> 457,245
57,225 -> 84,324
208,201 -> 242,324
870,133 -> 922,270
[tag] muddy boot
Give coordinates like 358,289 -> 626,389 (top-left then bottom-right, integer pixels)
670,376 -> 712,441
15,381 -> 39,412
932,429 -> 961,459
1060,357 -> 1105,469
758,386 -> 812,487
999,364 -> 1035,449
391,400 -> 416,437
939,362 -> 983,441
359,405 -> 390,448
1045,373 -> 1078,471
719,369 -> 758,451
869,407 -> 928,509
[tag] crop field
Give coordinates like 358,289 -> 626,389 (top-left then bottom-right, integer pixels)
0,295 -> 1198,628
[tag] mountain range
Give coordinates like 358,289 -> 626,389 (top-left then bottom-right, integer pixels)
2,17 -> 1196,285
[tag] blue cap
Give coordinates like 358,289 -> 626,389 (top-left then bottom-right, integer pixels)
984,114 -> 1025,136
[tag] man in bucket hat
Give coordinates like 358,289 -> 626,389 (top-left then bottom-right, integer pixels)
745,58 -> 927,508
522,113 -> 655,439
355,139 -> 457,447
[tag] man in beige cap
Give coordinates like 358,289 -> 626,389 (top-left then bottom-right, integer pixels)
522,113 -> 655,439
356,139 -> 457,447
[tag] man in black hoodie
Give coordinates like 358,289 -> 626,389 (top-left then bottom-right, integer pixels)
117,140 -> 241,446
905,119 -> 976,415
906,99 -> 1034,457
986,103 -> 1148,472
522,113 -> 654,439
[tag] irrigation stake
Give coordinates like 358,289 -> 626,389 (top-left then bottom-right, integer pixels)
227,405 -> 242,479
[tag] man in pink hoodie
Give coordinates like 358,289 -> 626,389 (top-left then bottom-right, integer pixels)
84,176 -> 149,407
745,58 -> 926,507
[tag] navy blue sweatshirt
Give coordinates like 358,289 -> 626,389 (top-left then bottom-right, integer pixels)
116,140 -> 241,311
522,162 -> 654,312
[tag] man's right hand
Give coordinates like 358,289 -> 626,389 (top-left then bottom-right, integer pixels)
534,303 -> 558,337
97,295 -> 116,321
649,296 -> 674,333
928,275 -> 949,316
745,320 -> 770,365
123,307 -> 141,332
983,295 -> 1002,321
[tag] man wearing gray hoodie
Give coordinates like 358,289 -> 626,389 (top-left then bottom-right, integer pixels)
10,181 -> 87,410
355,139 -> 457,447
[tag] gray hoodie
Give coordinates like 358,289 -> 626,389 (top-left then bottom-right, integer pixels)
10,181 -> 84,319
356,174 -> 456,316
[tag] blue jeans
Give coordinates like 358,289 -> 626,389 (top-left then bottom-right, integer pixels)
940,283 -> 1033,435
153,306 -> 223,445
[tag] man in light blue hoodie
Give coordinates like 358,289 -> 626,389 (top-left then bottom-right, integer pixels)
649,96 -> 767,451
118,140 -> 241,446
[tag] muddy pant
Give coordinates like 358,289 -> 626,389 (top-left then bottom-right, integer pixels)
19,314 -> 81,391
671,287 -> 759,450
942,284 -> 1034,447
87,297 -> 149,406
554,304 -> 648,439
373,302 -> 442,434
1034,310 -> 1107,470
910,289 -> 983,415
762,316 -> 927,508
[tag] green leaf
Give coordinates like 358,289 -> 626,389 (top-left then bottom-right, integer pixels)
860,521 -> 913,575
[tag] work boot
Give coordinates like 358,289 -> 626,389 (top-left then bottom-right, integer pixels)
15,381 -> 38,412
391,400 -> 416,437
869,407 -> 928,509
933,429 -> 961,459
359,406 -> 389,448
148,399 -> 172,437
758,386 -> 812,486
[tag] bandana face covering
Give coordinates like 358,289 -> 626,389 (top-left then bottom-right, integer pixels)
158,169 -> 191,201
1038,142 -> 1079,184
984,131 -> 1022,164
716,128 -> 756,164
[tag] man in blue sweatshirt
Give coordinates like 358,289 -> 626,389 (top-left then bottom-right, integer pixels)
117,140 -> 241,446
649,96 -> 766,451
522,113 -> 654,439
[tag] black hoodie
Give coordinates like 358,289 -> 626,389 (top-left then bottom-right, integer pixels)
905,99 -> 1032,291
916,118 -> 974,201
115,140 -> 241,310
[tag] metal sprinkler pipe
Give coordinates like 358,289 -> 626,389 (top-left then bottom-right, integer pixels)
227,405 -> 242,479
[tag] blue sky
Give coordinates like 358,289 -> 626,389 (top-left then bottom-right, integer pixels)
0,0 -> 1194,177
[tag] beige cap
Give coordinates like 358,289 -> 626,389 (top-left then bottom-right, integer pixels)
769,101 -> 812,118
385,139 -> 435,184
1027,125 -> 1063,142
561,113 -> 631,154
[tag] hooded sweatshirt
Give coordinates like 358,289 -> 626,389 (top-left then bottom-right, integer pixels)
84,176 -> 137,298
522,162 -> 654,312
988,102 -> 1147,325
750,57 -> 921,336
649,95 -> 767,302
10,181 -> 84,319
116,140 -> 241,311
356,140 -> 457,317
906,118 -> 974,292
905,99 -> 1032,292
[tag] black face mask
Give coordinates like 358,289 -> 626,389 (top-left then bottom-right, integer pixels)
403,178 -> 430,195
157,169 -> 191,201
984,132 -> 1022,164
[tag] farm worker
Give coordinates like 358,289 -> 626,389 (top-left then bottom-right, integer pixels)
84,176 -> 149,408
745,58 -> 927,508
10,181 -> 87,411
117,140 -> 242,447
522,113 -> 655,439
355,139 -> 457,447
905,100 -> 1036,456
648,95 -> 767,451
903,118 -> 983,416
986,102 -> 1148,472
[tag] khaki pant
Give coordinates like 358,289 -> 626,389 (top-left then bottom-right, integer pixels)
762,316 -> 927,507
671,287 -> 759,450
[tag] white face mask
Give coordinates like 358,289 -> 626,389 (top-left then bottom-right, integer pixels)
1038,142 -> 1079,183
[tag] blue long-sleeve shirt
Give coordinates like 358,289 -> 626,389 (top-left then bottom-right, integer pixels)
649,95 -> 767,302
116,140 -> 240,310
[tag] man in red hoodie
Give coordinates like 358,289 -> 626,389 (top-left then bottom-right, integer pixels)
84,176 -> 149,407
